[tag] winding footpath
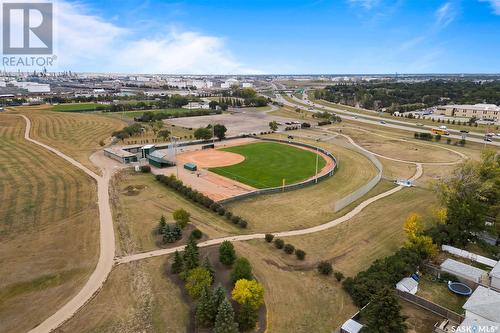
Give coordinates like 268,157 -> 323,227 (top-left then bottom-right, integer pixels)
16,113 -> 463,332
18,115 -> 116,333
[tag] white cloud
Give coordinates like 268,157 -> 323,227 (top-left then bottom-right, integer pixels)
479,0 -> 500,15
435,2 -> 457,27
347,0 -> 380,10
4,0 -> 259,74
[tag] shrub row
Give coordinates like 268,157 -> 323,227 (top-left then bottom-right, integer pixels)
156,174 -> 248,228
265,234 -> 306,260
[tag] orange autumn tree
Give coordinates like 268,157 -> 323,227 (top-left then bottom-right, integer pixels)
403,213 -> 438,259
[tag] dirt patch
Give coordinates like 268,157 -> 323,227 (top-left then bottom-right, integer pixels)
177,149 -> 245,168
122,184 -> 146,196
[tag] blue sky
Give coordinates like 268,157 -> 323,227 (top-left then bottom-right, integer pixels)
51,0 -> 500,74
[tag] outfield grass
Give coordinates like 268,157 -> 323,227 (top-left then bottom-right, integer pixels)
51,103 -> 106,112
227,139 -> 380,232
210,142 -> 326,188
0,115 -> 99,333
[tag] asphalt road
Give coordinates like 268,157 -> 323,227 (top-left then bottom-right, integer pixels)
278,94 -> 500,147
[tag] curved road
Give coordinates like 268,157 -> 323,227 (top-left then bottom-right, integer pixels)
17,112 -> 462,332
18,115 -> 116,333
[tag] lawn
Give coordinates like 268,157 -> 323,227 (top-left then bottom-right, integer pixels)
11,106 -> 125,173
59,256 -> 190,332
209,142 -> 327,188
0,114 -> 99,333
110,171 -> 242,256
108,108 -> 209,119
51,103 -> 106,112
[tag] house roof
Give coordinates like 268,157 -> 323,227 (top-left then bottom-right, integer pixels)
463,286 -> 500,322
396,277 -> 418,291
490,261 -> 500,279
341,319 -> 363,333
440,259 -> 486,281
458,317 -> 499,332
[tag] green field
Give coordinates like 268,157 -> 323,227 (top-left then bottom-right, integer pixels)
111,108 -> 208,119
209,142 -> 326,188
51,103 -> 106,112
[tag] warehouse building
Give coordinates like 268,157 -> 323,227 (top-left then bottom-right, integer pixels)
436,104 -> 500,121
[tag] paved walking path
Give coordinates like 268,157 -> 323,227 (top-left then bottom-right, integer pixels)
16,112 -> 462,332
18,115 -> 116,333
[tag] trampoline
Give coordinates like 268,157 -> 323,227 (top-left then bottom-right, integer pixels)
448,281 -> 473,296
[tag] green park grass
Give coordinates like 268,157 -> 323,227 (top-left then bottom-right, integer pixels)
51,103 -> 106,112
209,142 -> 326,188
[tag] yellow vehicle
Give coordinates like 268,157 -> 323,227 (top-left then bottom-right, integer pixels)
431,128 -> 450,136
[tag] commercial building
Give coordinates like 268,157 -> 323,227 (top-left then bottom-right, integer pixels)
436,104 -> 500,121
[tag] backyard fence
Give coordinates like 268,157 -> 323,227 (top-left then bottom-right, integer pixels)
395,289 -> 464,324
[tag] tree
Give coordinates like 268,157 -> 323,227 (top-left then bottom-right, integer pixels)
231,279 -> 264,309
360,288 -> 407,333
237,303 -> 259,331
317,261 -> 333,275
284,244 -> 295,254
295,249 -> 306,260
403,213 -> 438,259
203,257 -> 215,281
171,250 -> 184,274
183,238 -> 200,271
265,234 -> 274,243
173,208 -> 190,229
334,271 -> 345,282
213,124 -> 227,140
219,241 -> 236,266
214,298 -> 239,333
185,267 -> 213,299
159,215 -> 167,231
196,287 -> 216,327
211,284 -> 227,316
194,127 -> 213,140
274,238 -> 284,249
230,257 -> 253,284
209,100 -> 219,110
157,129 -> 171,141
269,121 -> 278,131
151,121 -> 164,135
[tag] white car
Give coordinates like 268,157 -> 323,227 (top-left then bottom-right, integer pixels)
439,125 -> 447,130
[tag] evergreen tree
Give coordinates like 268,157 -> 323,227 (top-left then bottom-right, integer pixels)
196,288 -> 216,328
183,238 -> 200,271
361,288 -> 407,333
230,257 -> 253,284
203,257 -> 215,281
211,284 -> 226,319
171,250 -> 184,274
213,298 -> 238,333
219,241 -> 236,266
159,215 -> 167,230
237,303 -> 259,331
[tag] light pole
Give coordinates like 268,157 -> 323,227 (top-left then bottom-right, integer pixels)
315,147 -> 319,184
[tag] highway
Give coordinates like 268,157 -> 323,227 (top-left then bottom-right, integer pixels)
276,93 -> 500,147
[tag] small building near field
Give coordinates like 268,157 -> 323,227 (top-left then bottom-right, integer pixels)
440,259 -> 487,283
340,319 -> 363,333
147,150 -> 175,168
396,277 -> 419,294
490,261 -> 500,290
184,163 -> 197,172
104,147 -> 138,164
